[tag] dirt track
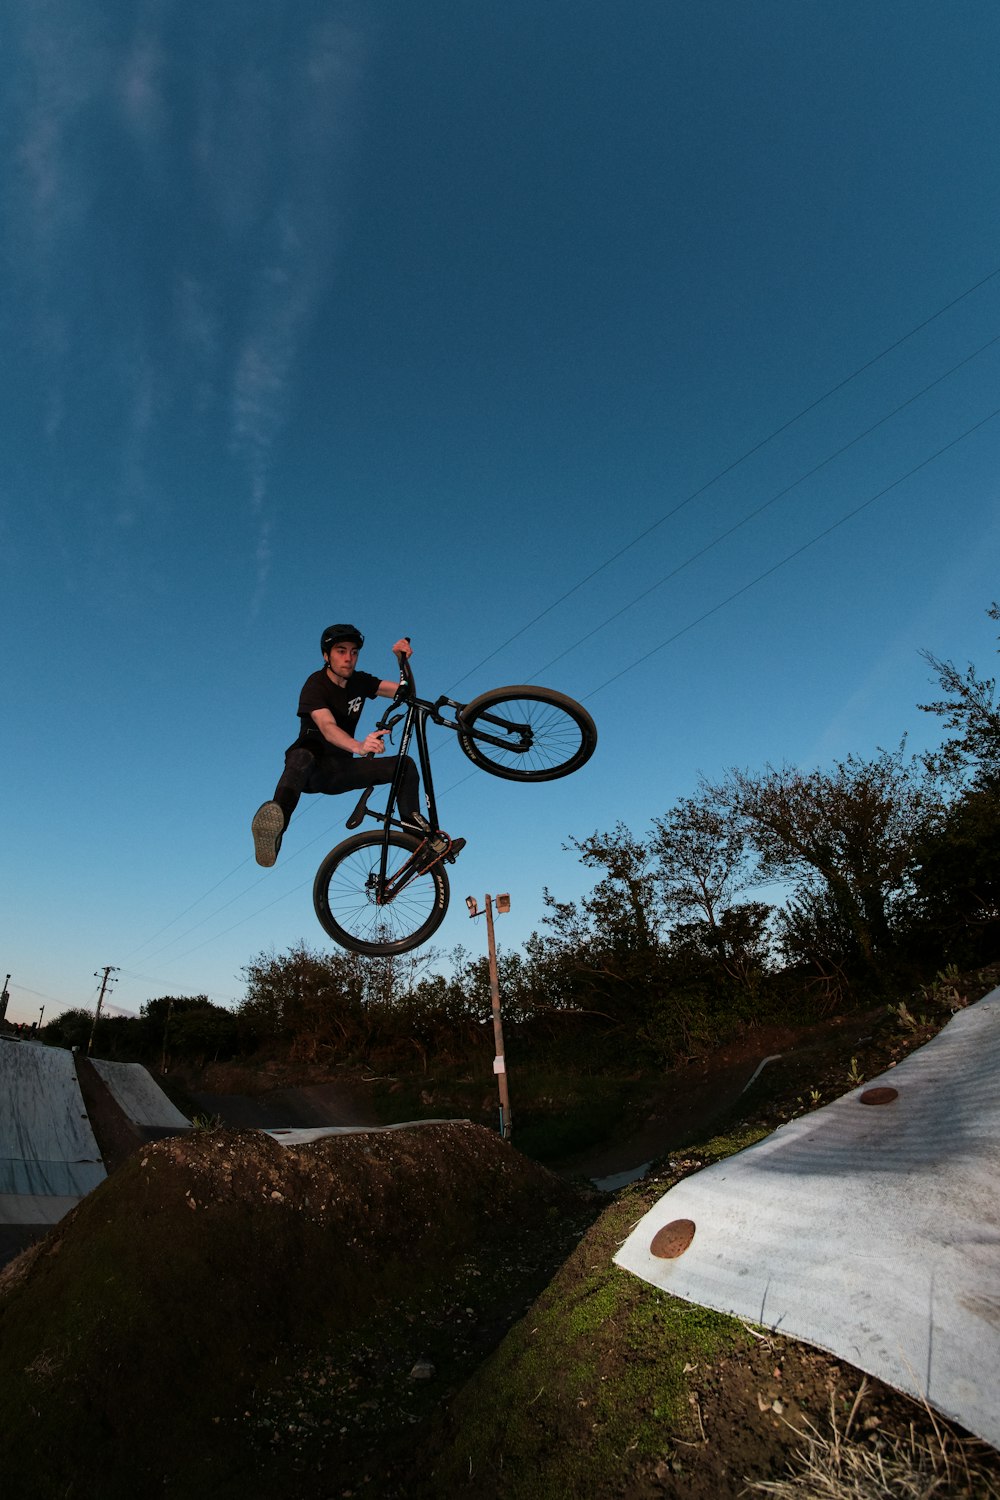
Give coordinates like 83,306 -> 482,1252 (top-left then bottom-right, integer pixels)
191,1079 -> 381,1130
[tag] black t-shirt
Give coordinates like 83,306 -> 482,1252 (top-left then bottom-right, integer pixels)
296,668 -> 382,760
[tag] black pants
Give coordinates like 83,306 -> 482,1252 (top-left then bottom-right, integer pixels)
273,740 -> 420,827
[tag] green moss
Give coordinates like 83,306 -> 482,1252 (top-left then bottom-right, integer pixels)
696,1123 -> 772,1161
424,1196 -> 750,1498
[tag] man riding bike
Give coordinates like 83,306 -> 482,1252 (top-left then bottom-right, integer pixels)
251,624 -> 464,869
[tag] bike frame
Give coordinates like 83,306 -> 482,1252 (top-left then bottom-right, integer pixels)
344,654 -> 533,897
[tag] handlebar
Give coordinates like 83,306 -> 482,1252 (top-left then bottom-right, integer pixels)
394,636 -> 414,698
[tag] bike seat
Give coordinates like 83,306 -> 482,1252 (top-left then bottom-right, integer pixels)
346,787 -> 375,830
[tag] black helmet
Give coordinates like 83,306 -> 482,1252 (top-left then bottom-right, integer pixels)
321,623 -> 364,655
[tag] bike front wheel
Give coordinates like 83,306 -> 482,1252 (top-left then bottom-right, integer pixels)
313,830 -> 450,957
457,685 -> 597,782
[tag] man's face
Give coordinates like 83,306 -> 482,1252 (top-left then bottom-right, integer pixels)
325,641 -> 359,683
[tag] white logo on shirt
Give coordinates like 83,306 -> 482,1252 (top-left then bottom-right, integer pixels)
348,696 -> 363,715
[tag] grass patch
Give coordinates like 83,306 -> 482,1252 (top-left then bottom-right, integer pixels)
748,1379 -> 1000,1498
422,1190 -> 751,1498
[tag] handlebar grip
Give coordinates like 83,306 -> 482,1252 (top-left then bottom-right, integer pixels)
395,636 -> 414,692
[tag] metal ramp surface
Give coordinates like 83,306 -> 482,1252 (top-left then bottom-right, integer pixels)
90,1058 -> 190,1129
0,1038 -> 106,1227
616,987 -> 1000,1451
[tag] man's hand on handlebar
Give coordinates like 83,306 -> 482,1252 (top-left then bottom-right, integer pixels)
358,730 -> 388,756
391,638 -> 412,660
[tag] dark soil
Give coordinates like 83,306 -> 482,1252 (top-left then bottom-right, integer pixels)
557,1007 -> 889,1184
3,967 -> 999,1499
0,1123 -> 596,1500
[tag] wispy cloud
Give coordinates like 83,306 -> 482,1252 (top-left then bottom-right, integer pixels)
8,2 -> 107,438
4,3 -> 372,606
218,13 -> 372,612
118,3 -> 167,151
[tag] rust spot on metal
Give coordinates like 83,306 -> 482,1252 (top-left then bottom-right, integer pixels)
860,1086 -> 898,1106
650,1218 -> 696,1259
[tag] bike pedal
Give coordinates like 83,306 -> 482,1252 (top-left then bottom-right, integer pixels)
412,836 -> 451,874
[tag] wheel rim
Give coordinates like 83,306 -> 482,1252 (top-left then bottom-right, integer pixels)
465,695 -> 588,776
322,838 -> 442,949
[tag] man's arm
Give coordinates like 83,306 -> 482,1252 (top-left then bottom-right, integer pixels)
309,709 -> 386,756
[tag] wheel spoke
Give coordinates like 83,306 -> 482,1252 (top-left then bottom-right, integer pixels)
314,832 -> 448,955
458,688 -> 595,781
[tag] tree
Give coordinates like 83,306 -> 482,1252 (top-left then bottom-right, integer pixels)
566,823 -> 660,951
712,745 -> 941,980
903,605 -> 1000,965
238,944 -> 367,1056
919,602 -> 1000,787
42,1008 -> 94,1050
237,943 -> 438,1062
903,781 -> 1000,967
139,996 -> 239,1066
649,790 -> 770,984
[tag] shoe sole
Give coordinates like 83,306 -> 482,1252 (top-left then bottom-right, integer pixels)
252,802 -> 284,867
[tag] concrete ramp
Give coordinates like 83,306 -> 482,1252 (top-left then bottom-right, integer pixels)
615,988 -> 1000,1451
90,1059 -> 190,1129
0,1038 -> 106,1228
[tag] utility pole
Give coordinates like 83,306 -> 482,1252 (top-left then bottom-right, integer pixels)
160,998 -> 174,1075
0,975 -> 10,1024
466,892 -> 512,1141
88,966 -> 119,1056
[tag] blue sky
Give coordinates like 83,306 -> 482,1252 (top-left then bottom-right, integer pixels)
3,1 -> 999,1025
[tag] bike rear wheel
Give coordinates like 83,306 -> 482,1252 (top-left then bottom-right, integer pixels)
313,830 -> 449,956
457,685 -> 597,781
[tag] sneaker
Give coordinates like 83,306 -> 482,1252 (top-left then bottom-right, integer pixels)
252,801 -> 285,867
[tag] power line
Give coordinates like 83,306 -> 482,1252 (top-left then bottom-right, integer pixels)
446,262 -> 1000,692
136,396 -> 1000,970
109,268 -> 1000,974
582,403 -> 1000,701
116,395 -> 999,979
528,331 -> 1000,682
119,790 -> 328,966
115,966 -> 242,1002
118,859 -> 254,963
146,873 -> 316,968
129,806 -> 341,967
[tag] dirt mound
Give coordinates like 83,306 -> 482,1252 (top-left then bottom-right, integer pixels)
0,1123 -> 594,1500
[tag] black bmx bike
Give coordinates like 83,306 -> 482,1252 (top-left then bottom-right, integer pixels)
312,652 -> 597,957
